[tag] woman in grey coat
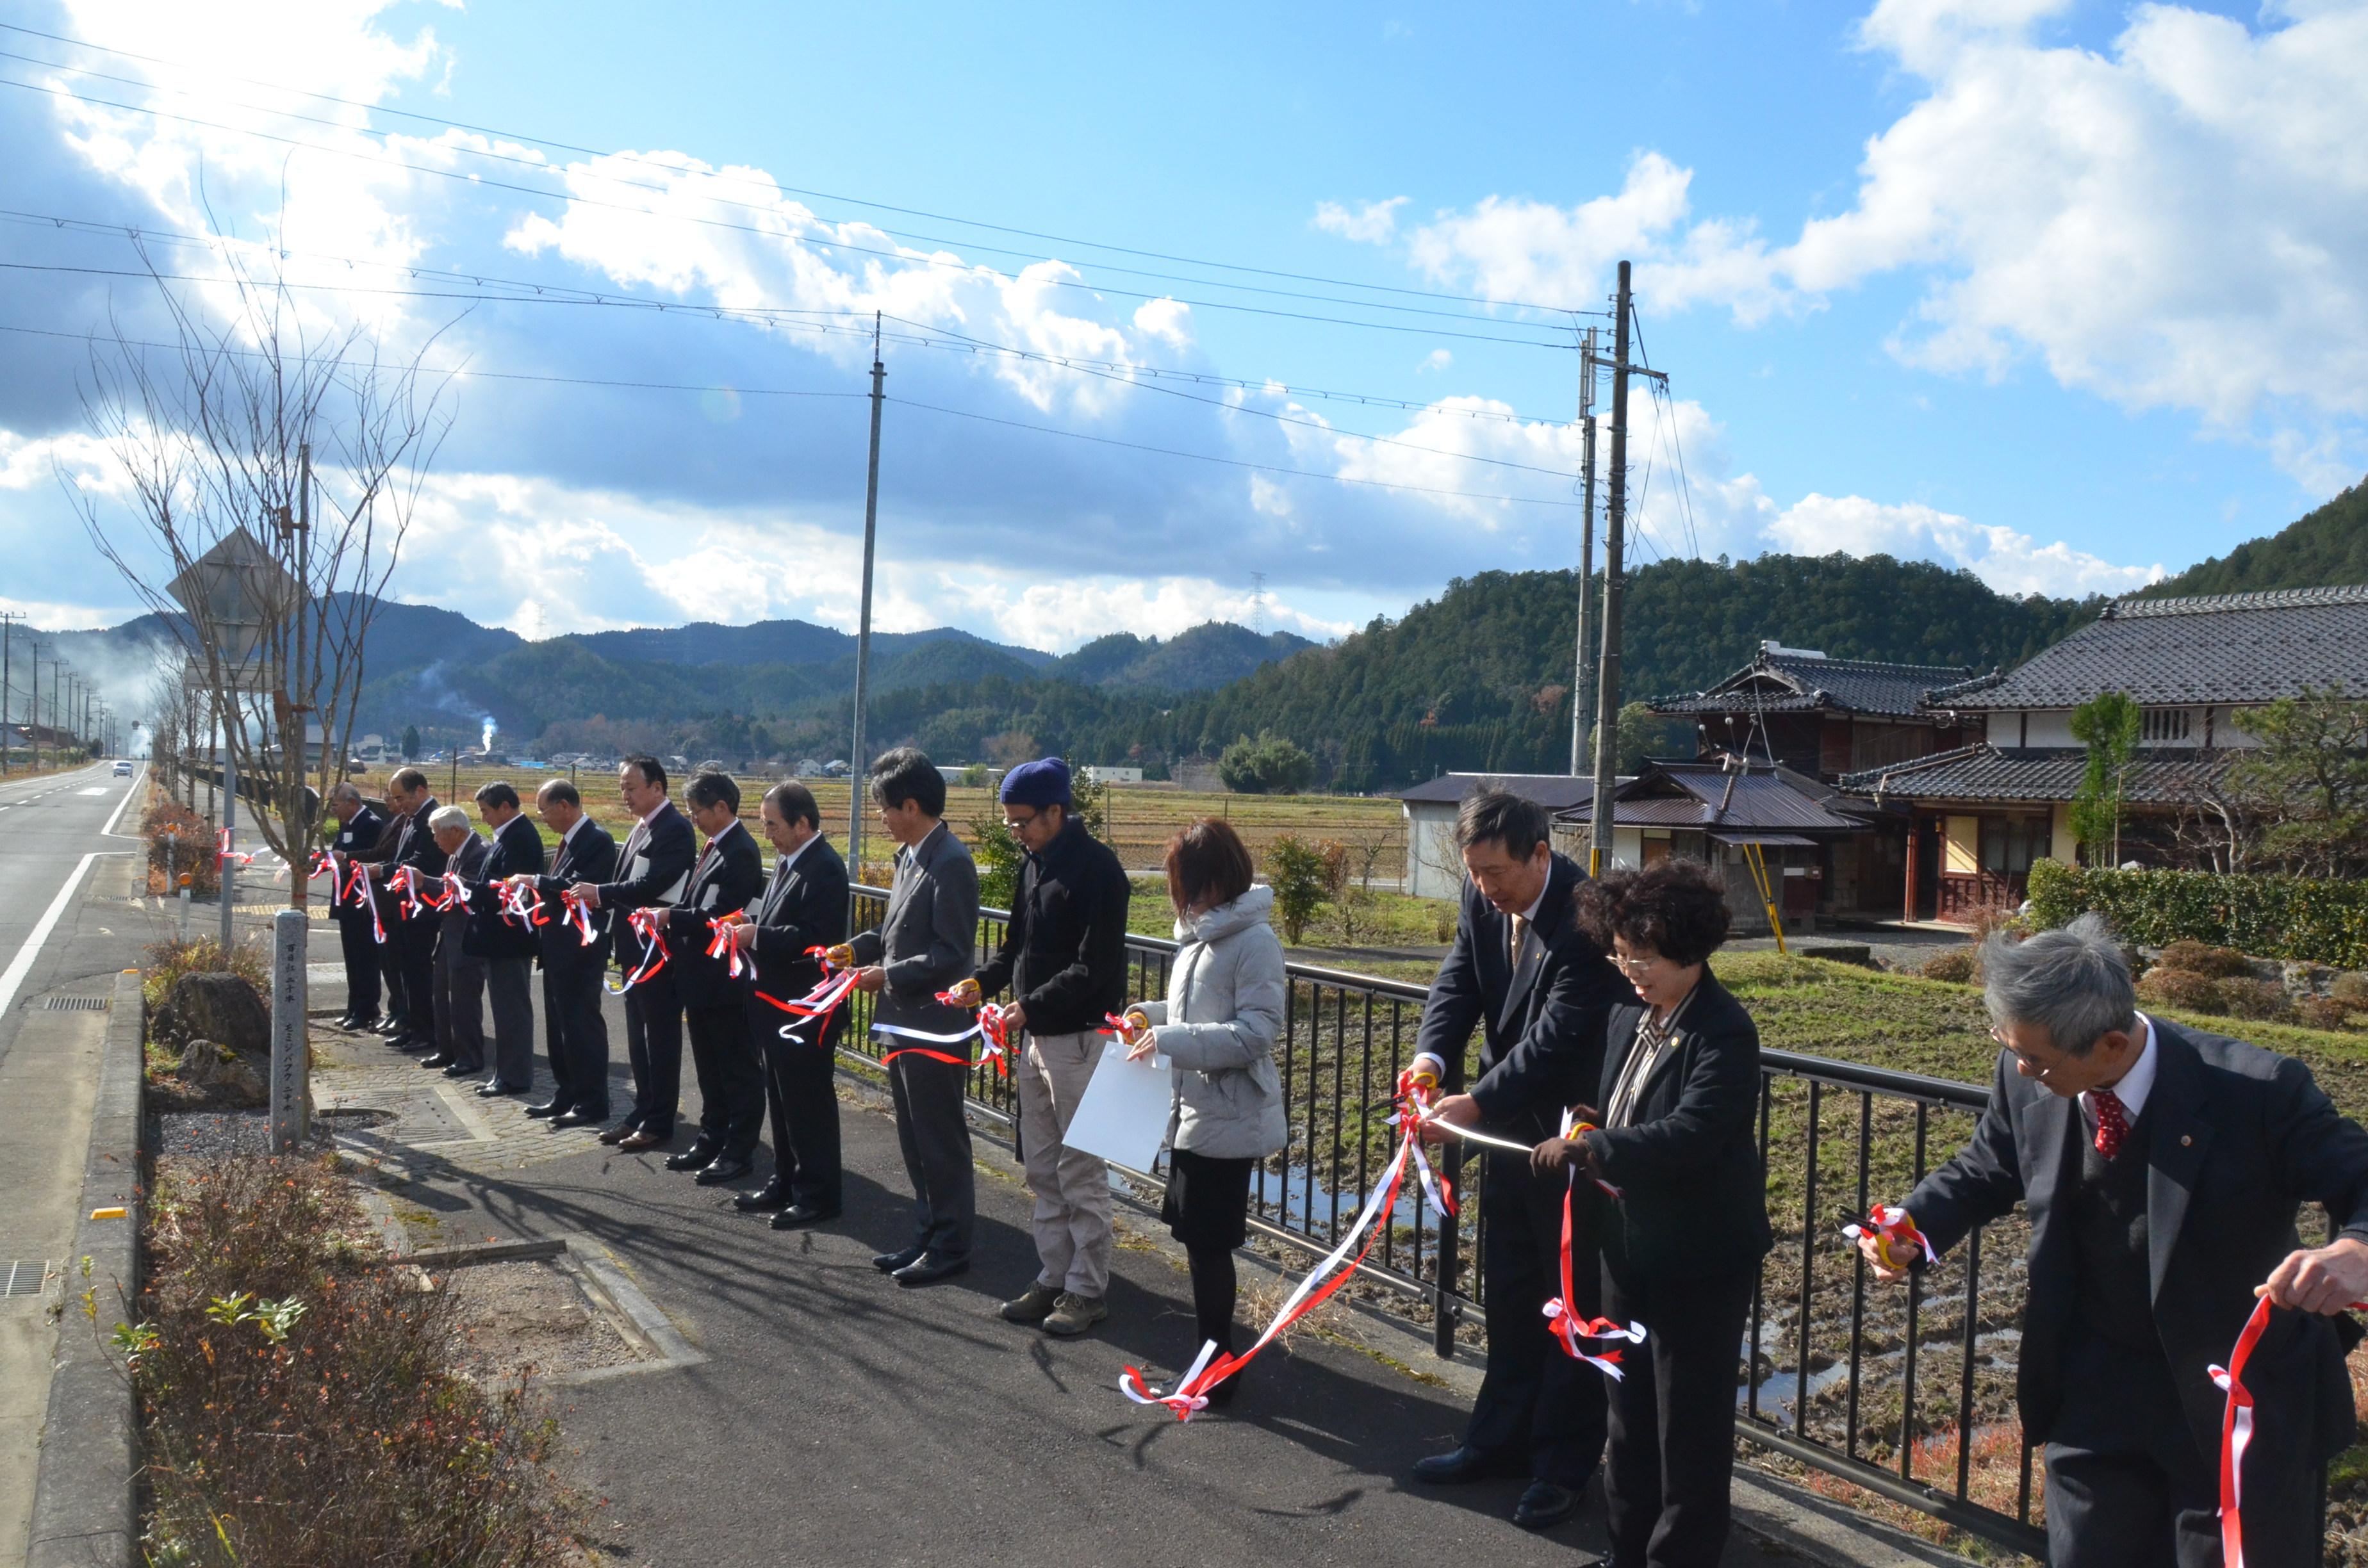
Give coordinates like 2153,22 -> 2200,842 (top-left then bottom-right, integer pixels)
1121,819 -> 1287,1403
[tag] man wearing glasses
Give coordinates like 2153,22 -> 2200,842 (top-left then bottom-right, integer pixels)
954,758 -> 1133,1339
1861,914 -> 2368,1568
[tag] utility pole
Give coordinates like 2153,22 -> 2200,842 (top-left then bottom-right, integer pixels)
0,611 -> 15,776
1589,264 -> 1634,877
1569,326 -> 1599,775
28,644 -> 42,771
846,312 -> 886,878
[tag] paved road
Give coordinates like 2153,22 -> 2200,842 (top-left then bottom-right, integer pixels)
0,762 -> 145,1070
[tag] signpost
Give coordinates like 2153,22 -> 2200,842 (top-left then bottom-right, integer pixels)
269,908 -> 308,1152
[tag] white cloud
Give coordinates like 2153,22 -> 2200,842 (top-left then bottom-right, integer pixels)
1764,493 -> 2165,598
952,573 -> 1351,651
1311,197 -> 1408,245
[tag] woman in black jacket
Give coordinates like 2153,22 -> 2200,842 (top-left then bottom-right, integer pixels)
1531,859 -> 1771,1568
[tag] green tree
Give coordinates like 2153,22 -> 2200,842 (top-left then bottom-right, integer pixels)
1219,730 -> 1315,794
1613,701 -> 1691,773
2069,691 -> 2141,865
1263,833 -> 1331,944
400,724 -> 420,760
2228,690 -> 2368,877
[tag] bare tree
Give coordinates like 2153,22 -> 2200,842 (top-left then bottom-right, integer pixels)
71,231 -> 454,908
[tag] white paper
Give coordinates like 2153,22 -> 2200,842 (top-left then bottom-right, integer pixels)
1061,1038 -> 1172,1173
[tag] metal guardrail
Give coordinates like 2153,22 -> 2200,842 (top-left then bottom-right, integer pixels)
846,886 -> 2045,1555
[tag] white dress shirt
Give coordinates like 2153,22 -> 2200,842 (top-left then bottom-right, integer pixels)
2080,1012 -> 2157,1131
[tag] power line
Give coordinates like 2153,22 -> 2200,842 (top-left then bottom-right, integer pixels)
0,69 -> 1577,348
0,20 -> 1595,318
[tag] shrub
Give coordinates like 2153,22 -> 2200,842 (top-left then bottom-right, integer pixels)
2155,939 -> 2254,979
1920,949 -> 1978,985
2134,967 -> 2227,1015
140,797 -> 219,897
2028,860 -> 2368,969
2296,997 -> 2367,1034
1263,834 -> 1332,945
2333,972 -> 2368,1007
2216,976 -> 2294,1022
129,1156 -> 573,1567
142,937 -> 268,1012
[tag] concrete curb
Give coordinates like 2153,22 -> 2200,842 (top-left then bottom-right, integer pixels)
26,970 -> 145,1568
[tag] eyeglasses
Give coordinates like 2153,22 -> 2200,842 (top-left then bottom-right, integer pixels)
1610,952 -> 1661,974
1003,810 -> 1040,832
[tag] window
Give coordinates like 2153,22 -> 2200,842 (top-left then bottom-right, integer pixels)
1944,815 -> 1980,876
2142,708 -> 2192,743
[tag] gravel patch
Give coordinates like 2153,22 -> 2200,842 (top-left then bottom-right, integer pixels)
155,1109 -> 334,1158
443,1259 -> 641,1380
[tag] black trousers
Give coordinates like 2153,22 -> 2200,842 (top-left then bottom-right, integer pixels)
432,928 -> 485,1074
397,920 -> 438,1038
887,1051 -> 973,1258
756,1004 -> 842,1211
1600,1257 -> 1756,1568
1467,1149 -> 1607,1487
541,959 -> 611,1115
334,911 -> 380,1018
483,957 -> 535,1088
685,999 -> 766,1156
623,970 -> 684,1135
377,906 -> 410,1025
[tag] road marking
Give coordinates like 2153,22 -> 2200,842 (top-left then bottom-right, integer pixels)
77,787 -> 107,796
0,851 -> 99,1020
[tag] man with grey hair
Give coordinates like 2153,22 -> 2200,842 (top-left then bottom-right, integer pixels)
420,805 -> 491,1079
324,780 -> 386,1031
1861,912 -> 2368,1567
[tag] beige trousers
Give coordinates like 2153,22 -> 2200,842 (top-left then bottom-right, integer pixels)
1018,1029 -> 1113,1298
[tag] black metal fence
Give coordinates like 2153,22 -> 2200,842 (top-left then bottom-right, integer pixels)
844,888 -> 2041,1555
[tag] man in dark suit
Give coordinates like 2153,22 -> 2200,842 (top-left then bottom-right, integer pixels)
324,781 -> 386,1031
467,781 -> 545,1096
355,767 -> 447,1052
420,808 -> 490,1077
839,747 -> 980,1287
717,780 -> 849,1227
1408,789 -> 1629,1532
656,771 -> 768,1186
516,778 -> 617,1125
571,755 -> 695,1148
1866,913 -> 2368,1568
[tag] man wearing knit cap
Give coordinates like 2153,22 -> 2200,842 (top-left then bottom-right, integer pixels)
953,758 -> 1133,1337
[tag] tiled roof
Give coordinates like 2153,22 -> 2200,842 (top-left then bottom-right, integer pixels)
1837,745 -> 2236,806
1650,650 -> 1973,720
1557,760 -> 1869,833
1928,585 -> 2368,710
1395,772 -> 1600,810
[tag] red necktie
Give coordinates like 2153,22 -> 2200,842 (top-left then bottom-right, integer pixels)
2091,1088 -> 2128,1159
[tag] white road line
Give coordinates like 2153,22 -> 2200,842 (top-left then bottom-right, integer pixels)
0,851 -> 99,1020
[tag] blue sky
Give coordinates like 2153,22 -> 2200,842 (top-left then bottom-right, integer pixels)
3,0 -> 2362,683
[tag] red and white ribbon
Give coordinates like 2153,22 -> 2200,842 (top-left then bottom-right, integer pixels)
705,915 -> 754,981
873,995 -> 1010,1075
557,889 -> 598,947
1540,1106 -> 1644,1374
501,880 -> 550,931
387,865 -> 425,920
755,947 -> 859,1044
1843,1205 -> 1936,1271
2208,1297 -> 2273,1568
217,828 -> 256,869
340,858 -> 386,946
607,907 -> 671,993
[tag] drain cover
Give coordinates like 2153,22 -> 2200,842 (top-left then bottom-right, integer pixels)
0,1259 -> 53,1296
38,995 -> 111,1012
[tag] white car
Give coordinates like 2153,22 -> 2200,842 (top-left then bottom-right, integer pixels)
112,760 -> 133,776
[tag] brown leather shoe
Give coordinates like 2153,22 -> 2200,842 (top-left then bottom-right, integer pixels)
618,1130 -> 667,1152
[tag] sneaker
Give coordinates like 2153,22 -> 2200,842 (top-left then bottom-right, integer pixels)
1040,1291 -> 1108,1337
999,1282 -> 1065,1325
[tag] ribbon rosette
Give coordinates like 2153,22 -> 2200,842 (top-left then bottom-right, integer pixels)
500,880 -> 550,932
754,946 -> 860,1045
216,829 -> 256,869
705,915 -> 754,981
607,907 -> 671,993
555,888 -> 599,947
1842,1205 -> 1936,1271
867,984 -> 1008,1075
387,865 -> 426,920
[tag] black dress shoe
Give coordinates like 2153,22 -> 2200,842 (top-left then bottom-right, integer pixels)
333,1012 -> 361,1030
873,1245 -> 925,1274
596,1122 -> 634,1145
694,1154 -> 752,1186
892,1252 -> 969,1286
771,1202 -> 839,1229
663,1143 -> 720,1172
734,1180 -> 791,1212
1513,1480 -> 1577,1531
523,1100 -> 568,1119
393,1034 -> 432,1054
475,1081 -> 526,1098
349,1015 -> 383,1032
374,1018 -> 407,1036
1411,1446 -> 1526,1485
441,1063 -> 475,1079
418,1052 -> 454,1070
549,1109 -> 600,1129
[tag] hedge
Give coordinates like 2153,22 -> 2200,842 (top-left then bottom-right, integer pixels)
2027,860 -> 2368,969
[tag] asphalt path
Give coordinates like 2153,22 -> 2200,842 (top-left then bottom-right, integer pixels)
0,762 -> 145,1071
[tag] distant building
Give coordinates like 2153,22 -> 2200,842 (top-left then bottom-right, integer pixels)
1394,772 -> 1602,899
1083,765 -> 1143,786
1648,642 -> 1978,781
1843,585 -> 2368,922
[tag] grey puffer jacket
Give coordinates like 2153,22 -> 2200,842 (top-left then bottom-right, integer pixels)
1135,885 -> 1288,1160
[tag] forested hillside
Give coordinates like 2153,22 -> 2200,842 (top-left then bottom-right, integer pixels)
2143,481 -> 2368,599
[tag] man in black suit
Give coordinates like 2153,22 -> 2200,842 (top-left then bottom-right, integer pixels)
466,781 -> 545,1096
515,778 -> 617,1124
356,767 -> 447,1052
716,780 -> 848,1227
324,781 -> 386,1030
571,755 -> 695,1147
1407,789 -> 1629,1532
1865,913 -> 2368,1568
657,771 -> 768,1186
420,808 -> 489,1077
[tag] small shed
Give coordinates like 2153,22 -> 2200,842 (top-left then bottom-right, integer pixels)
1394,772 -> 1601,899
